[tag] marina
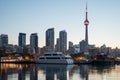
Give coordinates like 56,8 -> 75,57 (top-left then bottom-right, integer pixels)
0,53 -> 120,65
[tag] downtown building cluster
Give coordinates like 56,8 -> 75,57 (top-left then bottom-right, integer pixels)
0,28 -> 68,54
0,33 -> 38,54
1,30 -> 120,58
45,28 -> 67,53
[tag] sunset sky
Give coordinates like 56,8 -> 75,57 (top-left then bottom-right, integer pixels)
0,0 -> 120,48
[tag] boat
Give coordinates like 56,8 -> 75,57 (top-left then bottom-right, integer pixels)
35,52 -> 73,64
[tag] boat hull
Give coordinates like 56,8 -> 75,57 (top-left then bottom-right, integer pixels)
36,59 -> 73,64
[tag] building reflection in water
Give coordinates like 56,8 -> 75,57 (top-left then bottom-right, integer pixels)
69,64 -> 115,80
88,64 -> 115,80
79,65 -> 89,80
0,64 -> 7,80
69,65 -> 89,80
0,63 -> 38,80
30,64 -> 38,80
0,63 -> 120,80
18,64 -> 26,80
37,64 -> 70,80
18,64 -> 38,80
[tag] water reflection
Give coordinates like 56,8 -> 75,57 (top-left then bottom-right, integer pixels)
88,64 -> 117,80
37,64 -> 70,80
69,65 -> 89,80
0,63 -> 120,80
0,63 -> 37,80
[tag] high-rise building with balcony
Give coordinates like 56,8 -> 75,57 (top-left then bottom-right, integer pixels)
79,40 -> 87,53
18,33 -> 26,48
56,38 -> 60,52
30,33 -> 38,53
59,30 -> 67,53
0,34 -> 8,47
46,28 -> 54,51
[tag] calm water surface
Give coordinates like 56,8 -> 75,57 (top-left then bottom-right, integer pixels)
0,63 -> 120,80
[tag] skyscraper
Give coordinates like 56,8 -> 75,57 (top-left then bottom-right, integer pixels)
18,33 -> 26,48
46,28 -> 54,51
56,38 -> 60,52
69,41 -> 73,49
30,33 -> 38,53
59,30 -> 67,53
79,40 -> 87,53
0,34 -> 8,47
84,2 -> 89,46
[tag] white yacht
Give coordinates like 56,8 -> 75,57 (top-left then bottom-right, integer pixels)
36,52 -> 73,64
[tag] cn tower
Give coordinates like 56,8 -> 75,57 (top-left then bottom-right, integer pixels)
84,2 -> 89,46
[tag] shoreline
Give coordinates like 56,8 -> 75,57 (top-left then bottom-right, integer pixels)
0,60 -> 36,64
1,60 -> 120,65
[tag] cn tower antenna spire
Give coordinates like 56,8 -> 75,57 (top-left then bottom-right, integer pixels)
86,1 -> 88,20
86,1 -> 87,11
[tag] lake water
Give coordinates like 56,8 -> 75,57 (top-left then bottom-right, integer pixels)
0,63 -> 120,80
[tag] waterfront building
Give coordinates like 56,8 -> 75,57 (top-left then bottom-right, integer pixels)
68,41 -> 74,54
0,34 -> 8,47
99,44 -> 112,55
30,33 -> 38,53
46,28 -> 54,52
25,45 -> 35,54
69,41 -> 73,50
13,45 -> 23,53
79,40 -> 87,53
89,48 -> 99,56
6,44 -> 14,53
73,44 -> 80,53
56,38 -> 60,52
59,30 -> 67,53
18,33 -> 26,48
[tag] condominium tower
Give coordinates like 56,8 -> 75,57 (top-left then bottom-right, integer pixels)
46,28 -> 54,51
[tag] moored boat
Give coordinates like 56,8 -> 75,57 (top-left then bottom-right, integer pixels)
36,52 -> 73,64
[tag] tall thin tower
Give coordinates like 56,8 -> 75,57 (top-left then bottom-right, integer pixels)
84,2 -> 89,46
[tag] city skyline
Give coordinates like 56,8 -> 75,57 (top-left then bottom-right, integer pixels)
0,0 -> 120,48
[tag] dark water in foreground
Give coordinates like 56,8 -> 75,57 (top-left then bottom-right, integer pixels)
0,63 -> 120,80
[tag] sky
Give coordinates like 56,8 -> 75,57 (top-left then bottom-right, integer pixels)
0,0 -> 120,48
